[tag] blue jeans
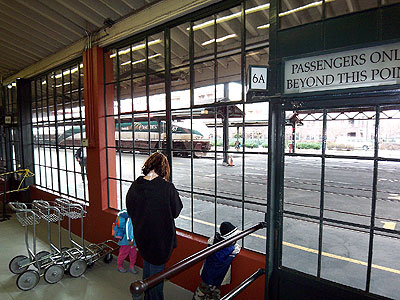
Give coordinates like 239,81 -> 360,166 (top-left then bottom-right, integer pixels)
143,260 -> 165,300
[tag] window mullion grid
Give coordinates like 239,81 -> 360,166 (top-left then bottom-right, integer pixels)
241,0 -> 246,245
317,109 -> 327,278
116,49 -> 123,209
366,106 -> 380,292
54,71 -> 61,196
103,52 -> 111,208
146,37 -> 151,155
189,21 -> 194,233
46,74 -> 54,191
69,67 -> 77,198
41,77 -> 48,189
165,28 -> 173,177
130,45 -> 136,182
34,80 -> 42,187
78,63 -> 86,201
61,73 -> 68,197
213,13 -> 218,232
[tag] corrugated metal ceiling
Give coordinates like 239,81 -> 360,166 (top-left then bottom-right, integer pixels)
0,0 -> 159,81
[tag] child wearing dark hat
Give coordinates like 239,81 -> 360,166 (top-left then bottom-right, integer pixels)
193,222 -> 241,300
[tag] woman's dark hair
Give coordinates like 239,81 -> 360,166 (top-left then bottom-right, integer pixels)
142,152 -> 170,181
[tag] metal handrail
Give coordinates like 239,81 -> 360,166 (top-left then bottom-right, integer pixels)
220,268 -> 265,300
130,222 -> 267,298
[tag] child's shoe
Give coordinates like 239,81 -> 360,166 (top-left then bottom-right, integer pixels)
128,267 -> 138,274
117,267 -> 127,273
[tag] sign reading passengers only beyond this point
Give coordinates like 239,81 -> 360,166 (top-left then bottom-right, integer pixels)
284,42 -> 400,94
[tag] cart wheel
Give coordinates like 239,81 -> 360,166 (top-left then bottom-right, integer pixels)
68,259 -> 87,277
34,250 -> 51,268
44,264 -> 64,284
16,270 -> 40,291
9,255 -> 29,274
103,253 -> 113,263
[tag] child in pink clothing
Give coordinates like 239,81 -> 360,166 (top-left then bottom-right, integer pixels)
115,209 -> 138,273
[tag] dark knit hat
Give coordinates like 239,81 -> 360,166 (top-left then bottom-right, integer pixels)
220,222 -> 237,238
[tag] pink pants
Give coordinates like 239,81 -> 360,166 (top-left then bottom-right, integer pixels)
117,245 -> 138,268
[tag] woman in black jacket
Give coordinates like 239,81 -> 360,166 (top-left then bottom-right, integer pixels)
126,152 -> 183,300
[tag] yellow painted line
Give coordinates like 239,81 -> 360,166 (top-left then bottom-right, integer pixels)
178,215 -> 400,275
179,215 -> 215,227
381,221 -> 396,230
388,196 -> 400,200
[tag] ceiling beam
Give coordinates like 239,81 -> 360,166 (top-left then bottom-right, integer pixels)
98,0 -> 131,16
38,0 -> 96,32
0,54 -> 30,68
55,0 -> 105,28
0,17 -> 62,51
0,28 -> 54,56
14,0 -> 85,37
121,0 -> 145,10
0,49 -> 34,65
0,58 -> 22,71
79,0 -> 122,21
96,0 -> 224,47
0,40 -> 43,62
0,0 -> 78,43
0,6 -> 72,45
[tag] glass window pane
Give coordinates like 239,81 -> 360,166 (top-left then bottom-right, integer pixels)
321,225 -> 369,290
132,40 -> 147,78
282,215 -> 319,275
246,0 -> 270,46
280,0 -> 323,29
326,0 -> 378,18
171,67 -> 190,109
148,33 -> 164,73
171,23 -> 190,69
194,16 -> 215,59
326,109 -> 376,157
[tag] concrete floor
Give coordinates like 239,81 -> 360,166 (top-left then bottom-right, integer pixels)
0,214 -> 193,300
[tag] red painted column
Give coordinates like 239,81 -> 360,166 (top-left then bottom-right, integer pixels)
83,47 -> 117,215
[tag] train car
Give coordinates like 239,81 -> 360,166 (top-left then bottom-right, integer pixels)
58,121 -> 211,157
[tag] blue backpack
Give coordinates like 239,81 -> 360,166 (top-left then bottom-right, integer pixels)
112,210 -> 128,239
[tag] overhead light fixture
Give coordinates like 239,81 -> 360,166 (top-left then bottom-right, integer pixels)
190,3 -> 270,31
110,39 -> 162,58
202,34 -> 237,46
279,0 -> 335,17
54,82 -> 71,88
120,53 -> 162,66
7,84 -> 12,89
51,64 -> 83,79
257,23 -> 270,29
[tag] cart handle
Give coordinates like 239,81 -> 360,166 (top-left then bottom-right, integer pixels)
8,202 -> 40,219
55,198 -> 87,214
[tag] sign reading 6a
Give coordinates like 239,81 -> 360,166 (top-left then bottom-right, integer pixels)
248,66 -> 268,91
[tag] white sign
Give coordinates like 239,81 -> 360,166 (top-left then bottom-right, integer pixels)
284,42 -> 400,94
5,116 -> 11,124
248,66 -> 268,90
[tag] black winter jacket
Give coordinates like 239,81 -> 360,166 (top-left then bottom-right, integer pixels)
126,176 -> 183,265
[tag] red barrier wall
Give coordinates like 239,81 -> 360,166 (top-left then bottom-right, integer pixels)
30,185 -> 266,300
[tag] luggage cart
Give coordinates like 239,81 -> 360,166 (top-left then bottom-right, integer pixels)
8,202 -> 42,290
54,198 -> 119,271
31,200 -> 67,284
